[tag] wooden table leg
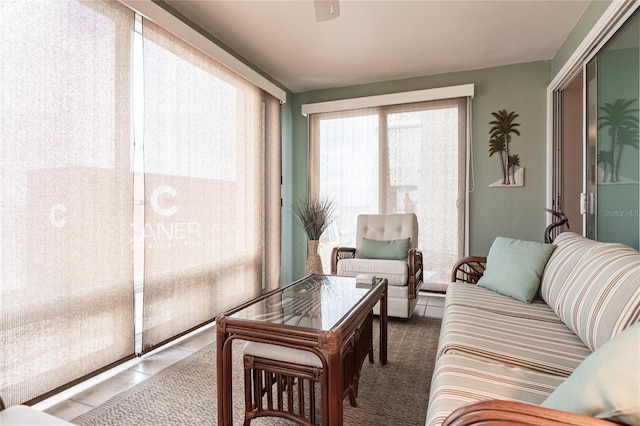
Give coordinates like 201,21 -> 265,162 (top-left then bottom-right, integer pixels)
327,341 -> 343,426
216,320 -> 232,426
380,282 -> 388,365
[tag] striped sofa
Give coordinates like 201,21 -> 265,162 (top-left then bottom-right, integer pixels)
425,232 -> 640,426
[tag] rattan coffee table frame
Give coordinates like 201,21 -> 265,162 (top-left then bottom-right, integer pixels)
216,275 -> 388,426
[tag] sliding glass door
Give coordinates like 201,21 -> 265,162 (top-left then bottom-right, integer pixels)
552,71 -> 584,238
585,11 -> 639,249
553,7 -> 639,250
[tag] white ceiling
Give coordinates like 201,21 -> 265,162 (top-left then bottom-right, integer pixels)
165,0 -> 591,93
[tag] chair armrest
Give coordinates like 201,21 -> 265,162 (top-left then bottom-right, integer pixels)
443,400 -> 621,426
330,246 -> 356,274
408,248 -> 423,299
330,246 -> 423,299
451,256 -> 487,284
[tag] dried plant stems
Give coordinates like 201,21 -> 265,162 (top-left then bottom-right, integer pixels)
294,197 -> 336,240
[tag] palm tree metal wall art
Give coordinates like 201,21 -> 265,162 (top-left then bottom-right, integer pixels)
508,154 -> 520,184
488,109 -> 522,186
598,98 -> 639,183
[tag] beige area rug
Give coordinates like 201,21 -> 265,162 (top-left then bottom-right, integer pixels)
73,316 -> 441,426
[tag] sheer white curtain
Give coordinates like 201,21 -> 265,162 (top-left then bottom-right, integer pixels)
0,0 -> 134,405
140,20 -> 281,351
309,99 -> 467,281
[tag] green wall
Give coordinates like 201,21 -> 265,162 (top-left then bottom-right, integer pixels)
551,0 -> 612,80
284,61 -> 552,282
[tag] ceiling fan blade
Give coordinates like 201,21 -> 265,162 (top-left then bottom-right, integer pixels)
314,0 -> 340,22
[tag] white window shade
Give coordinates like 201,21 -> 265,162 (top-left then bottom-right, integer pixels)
0,0 -> 283,406
309,98 -> 468,282
118,0 -> 287,104
0,0 -> 135,406
140,19 -> 282,351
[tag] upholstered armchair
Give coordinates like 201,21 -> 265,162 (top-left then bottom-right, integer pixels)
330,213 -> 423,318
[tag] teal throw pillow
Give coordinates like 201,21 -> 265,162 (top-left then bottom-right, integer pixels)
361,237 -> 409,261
477,237 -> 556,303
541,323 -> 640,424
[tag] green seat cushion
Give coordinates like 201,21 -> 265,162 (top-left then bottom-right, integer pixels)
477,237 -> 556,303
361,237 -> 410,260
542,322 -> 640,424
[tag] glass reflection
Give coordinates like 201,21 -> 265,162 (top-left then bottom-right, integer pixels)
230,275 -> 376,331
592,11 -> 640,249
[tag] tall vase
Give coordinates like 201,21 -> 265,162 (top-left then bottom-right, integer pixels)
305,240 -> 323,275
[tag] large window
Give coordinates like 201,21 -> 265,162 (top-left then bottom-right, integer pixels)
0,0 -> 281,406
1,0 -> 135,406
309,98 -> 468,282
139,20 -> 281,351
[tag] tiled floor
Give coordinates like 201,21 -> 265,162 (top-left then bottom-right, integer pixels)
39,292 -> 444,422
417,291 -> 446,318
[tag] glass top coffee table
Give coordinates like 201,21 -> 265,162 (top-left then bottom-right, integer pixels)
216,274 -> 388,426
